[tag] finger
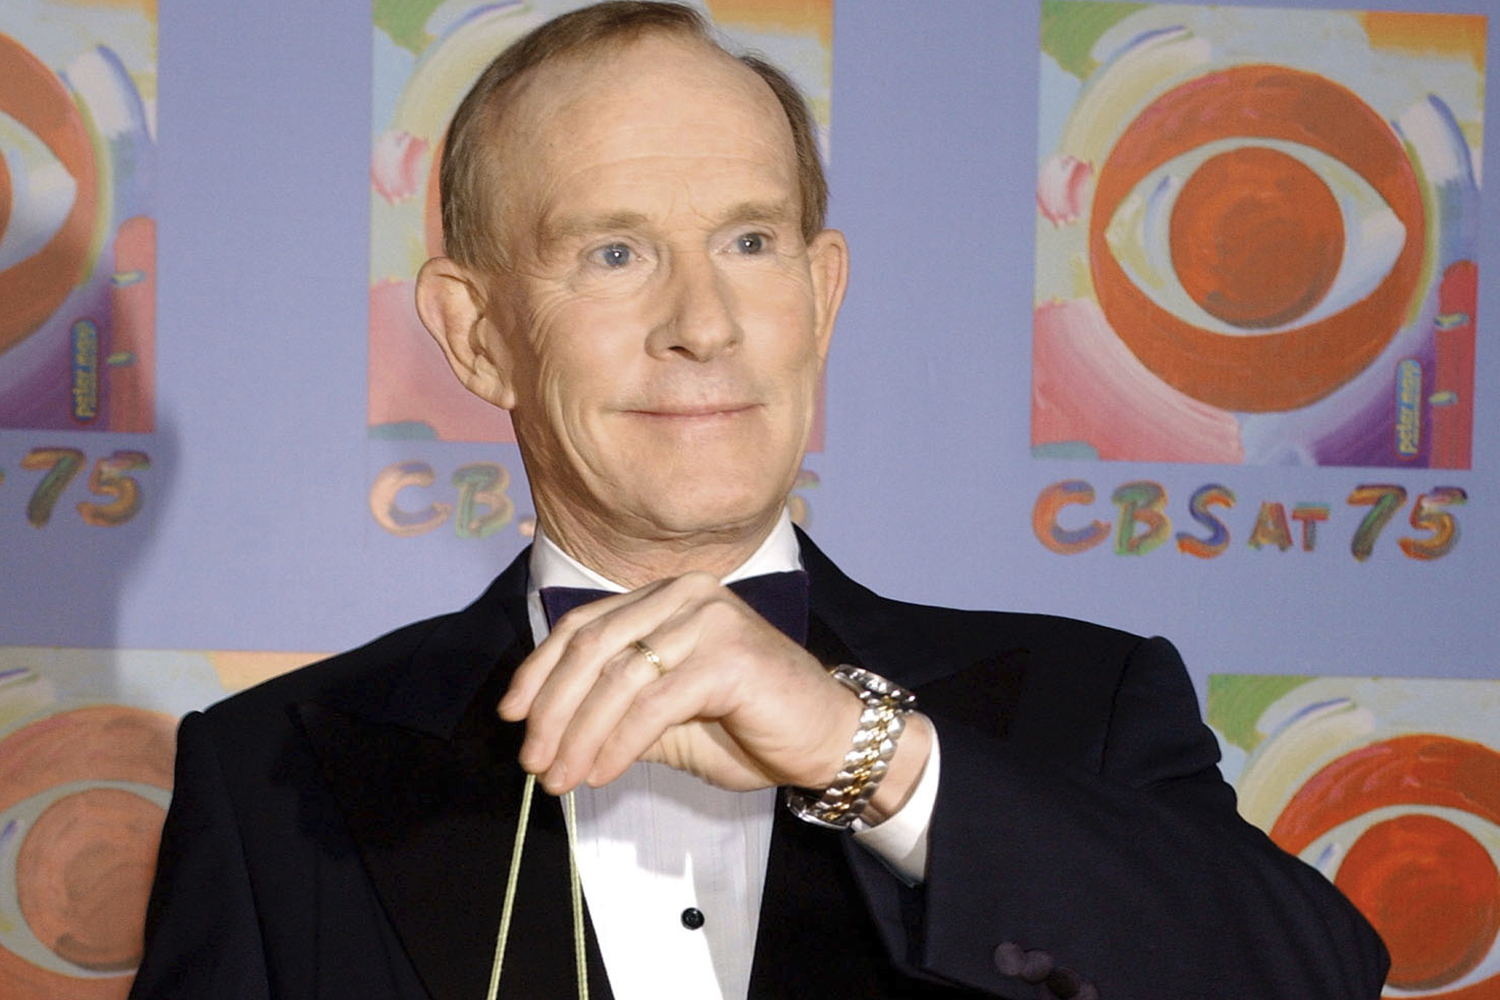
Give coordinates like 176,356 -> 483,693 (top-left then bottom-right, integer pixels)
591,604 -> 857,791
499,584 -> 661,720
511,577 -> 714,771
587,671 -> 712,787
541,639 -> 669,792
630,723 -> 766,791
580,610 -> 741,786
533,582 -> 728,788
517,614 -> 647,773
507,571 -> 723,720
586,661 -> 769,789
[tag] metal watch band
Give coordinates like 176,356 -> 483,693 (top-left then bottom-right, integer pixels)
785,665 -> 918,829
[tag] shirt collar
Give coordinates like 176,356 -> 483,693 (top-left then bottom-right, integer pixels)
528,508 -> 802,596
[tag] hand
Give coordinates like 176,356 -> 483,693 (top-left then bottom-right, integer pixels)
499,571 -> 870,796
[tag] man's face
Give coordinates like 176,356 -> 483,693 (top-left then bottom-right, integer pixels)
461,34 -> 846,553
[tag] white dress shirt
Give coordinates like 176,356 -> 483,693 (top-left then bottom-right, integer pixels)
524,511 -> 940,1000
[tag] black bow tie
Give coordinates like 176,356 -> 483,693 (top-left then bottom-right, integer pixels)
540,570 -> 810,645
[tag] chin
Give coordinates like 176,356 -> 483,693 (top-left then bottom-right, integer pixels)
631,472 -> 788,538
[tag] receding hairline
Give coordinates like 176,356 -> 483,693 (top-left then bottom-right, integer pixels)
439,4 -> 827,272
491,28 -> 785,151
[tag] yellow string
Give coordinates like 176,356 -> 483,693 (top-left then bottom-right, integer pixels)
486,775 -> 589,1000
486,773 -> 535,1000
565,789 -> 590,1000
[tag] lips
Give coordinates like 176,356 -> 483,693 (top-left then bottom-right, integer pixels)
625,402 -> 760,419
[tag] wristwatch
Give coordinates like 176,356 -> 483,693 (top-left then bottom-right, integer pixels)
784,665 -> 917,829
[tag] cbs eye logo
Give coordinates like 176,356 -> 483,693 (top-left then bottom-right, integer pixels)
1089,64 -> 1423,414
1274,733 -> 1500,998
0,31 -> 97,360
0,704 -> 176,999
1227,678 -> 1500,1000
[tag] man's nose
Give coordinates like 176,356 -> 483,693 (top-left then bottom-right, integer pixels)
647,252 -> 740,362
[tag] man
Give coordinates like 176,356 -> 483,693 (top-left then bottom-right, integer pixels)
131,4 -> 1388,998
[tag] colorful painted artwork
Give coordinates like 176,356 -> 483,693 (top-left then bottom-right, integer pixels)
369,0 -> 834,443
0,648 -> 317,999
1211,675 -> 1500,999
0,1 -> 157,432
1034,4 -> 1485,467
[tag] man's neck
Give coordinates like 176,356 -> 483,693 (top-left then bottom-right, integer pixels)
534,506 -> 788,590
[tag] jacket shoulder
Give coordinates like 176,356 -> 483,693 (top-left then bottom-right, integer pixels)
201,613 -> 455,730
881,596 -> 1144,657
201,551 -> 532,736
797,525 -> 1148,668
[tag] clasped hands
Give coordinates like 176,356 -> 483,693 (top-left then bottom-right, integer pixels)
499,572 -> 930,823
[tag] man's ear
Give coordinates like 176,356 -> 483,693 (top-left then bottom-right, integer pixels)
807,229 -> 849,363
414,256 -> 519,410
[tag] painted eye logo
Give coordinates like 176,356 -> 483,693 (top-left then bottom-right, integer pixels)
1107,140 -> 1404,335
0,31 -> 97,357
1089,64 -> 1424,413
0,111 -> 74,273
0,705 -> 175,999
1272,735 -> 1500,998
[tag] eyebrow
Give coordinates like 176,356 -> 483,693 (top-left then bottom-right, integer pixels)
717,198 -> 797,227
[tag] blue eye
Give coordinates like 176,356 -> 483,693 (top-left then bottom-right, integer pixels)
736,233 -> 765,254
595,244 -> 632,268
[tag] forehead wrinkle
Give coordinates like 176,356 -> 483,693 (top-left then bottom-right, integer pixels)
489,35 -> 801,263
536,209 -> 654,251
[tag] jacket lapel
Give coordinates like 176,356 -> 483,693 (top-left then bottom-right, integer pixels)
748,532 -> 1032,997
297,553 -> 611,1000
804,534 -> 1083,766
798,528 -> 1032,729
748,604 -> 920,997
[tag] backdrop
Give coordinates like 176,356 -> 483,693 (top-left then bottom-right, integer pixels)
0,1 -> 1494,997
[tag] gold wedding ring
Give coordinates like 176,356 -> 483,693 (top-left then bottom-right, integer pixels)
632,639 -> 665,676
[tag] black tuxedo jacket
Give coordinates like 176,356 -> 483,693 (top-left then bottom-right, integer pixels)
131,534 -> 1386,999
